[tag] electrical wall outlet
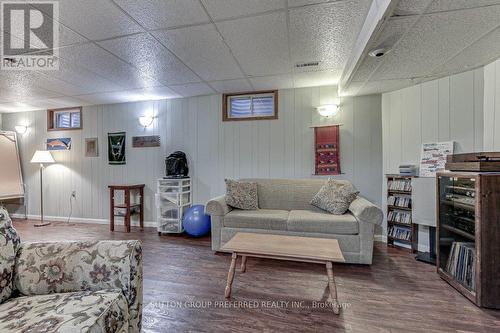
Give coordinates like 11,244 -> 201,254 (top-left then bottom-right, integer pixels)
71,190 -> 76,199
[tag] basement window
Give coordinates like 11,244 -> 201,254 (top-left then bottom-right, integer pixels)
223,90 -> 278,121
47,107 -> 82,131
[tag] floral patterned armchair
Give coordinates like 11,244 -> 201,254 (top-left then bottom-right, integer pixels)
0,208 -> 143,332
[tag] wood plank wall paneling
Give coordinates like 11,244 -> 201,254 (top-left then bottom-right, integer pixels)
484,58 -> 500,150
1,86 -> 383,231
381,68 -> 485,251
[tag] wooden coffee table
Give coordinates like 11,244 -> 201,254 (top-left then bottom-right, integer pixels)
221,232 -> 345,314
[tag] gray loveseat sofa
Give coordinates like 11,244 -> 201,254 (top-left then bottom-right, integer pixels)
206,179 -> 383,264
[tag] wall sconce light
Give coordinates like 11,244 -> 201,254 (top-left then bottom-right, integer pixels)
317,104 -> 339,118
138,115 -> 154,128
15,125 -> 28,134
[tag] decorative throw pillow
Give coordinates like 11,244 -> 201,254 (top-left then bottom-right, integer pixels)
225,179 -> 259,210
311,179 -> 359,215
0,207 -> 20,304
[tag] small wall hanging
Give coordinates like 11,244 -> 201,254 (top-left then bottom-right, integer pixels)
46,137 -> 71,151
85,137 -> 98,157
132,135 -> 160,148
419,141 -> 454,177
312,124 -> 341,175
108,132 -> 126,165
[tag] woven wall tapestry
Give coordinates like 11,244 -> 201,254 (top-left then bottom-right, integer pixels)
313,125 -> 341,175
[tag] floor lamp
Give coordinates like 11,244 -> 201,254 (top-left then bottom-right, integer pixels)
30,150 -> 55,227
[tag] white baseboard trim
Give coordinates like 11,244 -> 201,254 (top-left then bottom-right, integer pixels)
11,214 -> 156,228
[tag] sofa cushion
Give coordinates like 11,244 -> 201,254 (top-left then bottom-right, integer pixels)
0,208 -> 20,304
224,209 -> 289,230
0,289 -> 129,332
225,179 -> 259,210
311,179 -> 359,214
287,210 -> 359,235
241,178 -> 354,211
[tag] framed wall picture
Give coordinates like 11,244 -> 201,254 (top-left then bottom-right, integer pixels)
108,132 -> 126,165
132,135 -> 160,148
85,137 -> 98,157
46,137 -> 71,150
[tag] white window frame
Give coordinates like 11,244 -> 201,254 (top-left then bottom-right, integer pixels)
223,90 -> 278,121
47,107 -> 82,131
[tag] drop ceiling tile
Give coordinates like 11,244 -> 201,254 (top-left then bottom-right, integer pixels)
436,26 -> 500,75
288,0 -> 329,7
209,79 -> 253,93
426,0 -> 500,13
202,0 -> 285,20
249,74 -> 293,90
113,0 -> 209,30
28,73 -> 94,96
0,72 -> 63,100
74,91 -> 151,105
169,82 -> 215,97
59,43 -> 162,89
98,33 -> 199,85
216,12 -> 290,76
48,59 -> 124,94
74,86 -> 180,105
42,96 -> 92,108
372,5 -> 500,80
33,0 -> 144,40
152,24 -> 244,81
19,98 -> 78,110
134,86 -> 182,99
293,70 -> 339,88
289,0 -> 371,72
393,0 -> 432,16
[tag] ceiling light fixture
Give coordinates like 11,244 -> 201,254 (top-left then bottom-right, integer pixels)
138,115 -> 154,128
368,47 -> 389,58
317,104 -> 339,118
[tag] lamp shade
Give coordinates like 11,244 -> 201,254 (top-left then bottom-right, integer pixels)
138,115 -> 153,127
317,104 -> 339,117
31,150 -> 55,164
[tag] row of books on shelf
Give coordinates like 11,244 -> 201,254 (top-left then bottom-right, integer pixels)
445,242 -> 476,291
388,195 -> 411,208
388,226 -> 411,241
388,210 -> 411,224
387,179 -> 412,191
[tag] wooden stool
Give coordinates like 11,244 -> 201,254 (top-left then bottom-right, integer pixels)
108,184 -> 145,232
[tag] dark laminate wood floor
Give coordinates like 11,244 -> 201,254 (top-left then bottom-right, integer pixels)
12,219 -> 500,333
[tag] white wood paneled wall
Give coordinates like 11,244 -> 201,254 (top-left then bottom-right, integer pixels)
484,58 -> 500,150
2,85 -> 382,228
381,68 -> 484,250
